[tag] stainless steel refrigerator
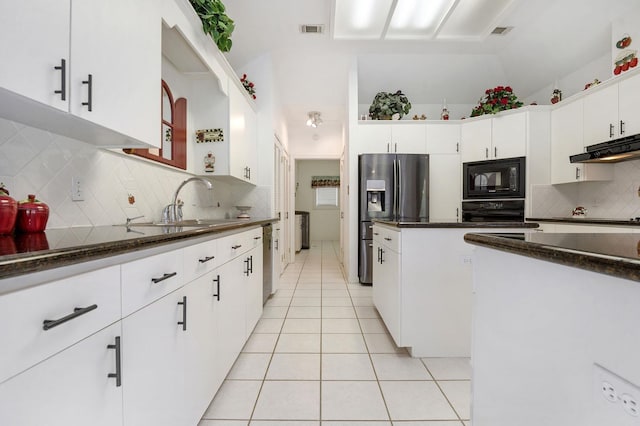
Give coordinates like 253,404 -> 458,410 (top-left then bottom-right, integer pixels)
358,153 -> 429,284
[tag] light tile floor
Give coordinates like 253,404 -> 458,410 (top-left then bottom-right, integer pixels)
200,241 -> 471,426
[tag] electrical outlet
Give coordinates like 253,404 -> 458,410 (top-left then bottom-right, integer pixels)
593,363 -> 640,423
71,176 -> 84,201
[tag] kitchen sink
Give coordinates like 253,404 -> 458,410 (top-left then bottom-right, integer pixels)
116,219 -> 246,228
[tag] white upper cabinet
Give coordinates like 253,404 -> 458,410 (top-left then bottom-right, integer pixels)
582,84 -> 619,146
0,1 -> 70,112
491,113 -> 526,159
550,99 -> 612,184
356,123 -> 426,154
70,0 -> 161,147
617,72 -> 640,137
0,1 -> 161,148
429,154 -> 461,222
460,119 -> 492,162
461,113 -> 526,163
583,72 -> 640,146
426,123 -> 460,154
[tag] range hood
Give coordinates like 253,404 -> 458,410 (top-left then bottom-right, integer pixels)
570,133 -> 640,163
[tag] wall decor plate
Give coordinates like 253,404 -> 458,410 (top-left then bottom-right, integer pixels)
196,128 -> 224,143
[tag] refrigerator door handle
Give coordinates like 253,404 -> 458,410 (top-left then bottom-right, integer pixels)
392,158 -> 398,218
397,158 -> 402,220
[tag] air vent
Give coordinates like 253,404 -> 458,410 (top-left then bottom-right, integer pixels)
491,26 -> 513,35
300,24 -> 324,34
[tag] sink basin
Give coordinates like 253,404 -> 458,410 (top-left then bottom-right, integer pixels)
117,219 -> 245,228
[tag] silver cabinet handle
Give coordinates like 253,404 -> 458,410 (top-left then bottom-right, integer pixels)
575,167 -> 581,180
384,237 -> 392,241
620,120 -> 626,135
485,147 -> 489,159
610,123 -> 615,138
494,147 -> 497,158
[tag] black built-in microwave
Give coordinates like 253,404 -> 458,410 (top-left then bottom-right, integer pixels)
463,156 -> 525,200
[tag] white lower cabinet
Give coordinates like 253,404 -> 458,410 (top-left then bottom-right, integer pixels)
213,257 -> 247,387
0,226 -> 266,425
372,231 -> 402,346
121,286 -> 189,426
0,322 -> 123,426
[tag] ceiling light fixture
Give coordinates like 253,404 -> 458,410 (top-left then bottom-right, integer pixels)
306,111 -> 323,128
333,0 -> 516,41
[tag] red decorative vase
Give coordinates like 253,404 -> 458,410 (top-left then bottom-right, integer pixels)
17,194 -> 49,233
0,192 -> 17,235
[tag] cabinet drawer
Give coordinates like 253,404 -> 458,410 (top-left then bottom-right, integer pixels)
0,266 -> 121,384
216,227 -> 261,264
183,237 -> 219,283
121,249 -> 184,317
373,225 -> 401,253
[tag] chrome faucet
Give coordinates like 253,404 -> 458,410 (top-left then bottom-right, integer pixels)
163,177 -> 213,223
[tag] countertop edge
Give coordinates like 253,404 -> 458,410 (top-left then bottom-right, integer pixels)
464,232 -> 640,282
526,217 -> 640,226
373,219 -> 539,228
0,218 -> 278,281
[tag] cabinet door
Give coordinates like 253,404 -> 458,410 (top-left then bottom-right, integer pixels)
0,2 -> 70,111
551,100 -> 584,184
214,258 -> 247,386
357,124 -> 393,153
122,289 -> 187,426
183,274 -> 219,424
583,84 -> 619,146
228,83 -> 248,180
461,119 -> 492,162
246,247 -> 264,336
492,113 -> 526,159
429,154 -> 461,222
392,124 -> 426,153
0,323 -> 123,426
70,0 -> 160,146
426,123 -> 460,154
618,73 -> 640,137
244,97 -> 258,183
372,239 -> 402,346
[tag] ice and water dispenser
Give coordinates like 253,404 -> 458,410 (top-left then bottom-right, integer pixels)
366,180 -> 386,213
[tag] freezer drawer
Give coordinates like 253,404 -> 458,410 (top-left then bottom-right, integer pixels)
358,239 -> 373,284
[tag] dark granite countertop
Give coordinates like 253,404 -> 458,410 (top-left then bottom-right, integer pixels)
374,219 -> 539,229
527,217 -> 640,226
0,218 -> 277,280
464,232 -> 640,282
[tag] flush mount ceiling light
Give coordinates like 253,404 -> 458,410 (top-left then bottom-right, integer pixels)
306,111 -> 323,128
333,0 -> 516,41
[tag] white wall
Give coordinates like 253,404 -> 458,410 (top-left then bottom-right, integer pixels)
294,160 -> 340,241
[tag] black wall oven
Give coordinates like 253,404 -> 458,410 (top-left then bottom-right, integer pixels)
463,156 -> 525,200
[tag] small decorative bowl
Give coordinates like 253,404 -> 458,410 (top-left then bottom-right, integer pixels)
235,206 -> 251,219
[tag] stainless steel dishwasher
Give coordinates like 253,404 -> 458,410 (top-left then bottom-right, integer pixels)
263,224 -> 273,304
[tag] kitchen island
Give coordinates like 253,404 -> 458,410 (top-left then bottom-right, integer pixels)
371,220 -> 538,358
464,232 -> 640,426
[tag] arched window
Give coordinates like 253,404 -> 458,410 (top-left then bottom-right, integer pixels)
124,80 -> 187,169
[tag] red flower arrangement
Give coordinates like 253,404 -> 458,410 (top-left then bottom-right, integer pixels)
240,74 -> 256,99
471,85 -> 523,117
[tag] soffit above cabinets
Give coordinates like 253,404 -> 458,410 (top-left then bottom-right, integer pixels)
332,0 -> 517,41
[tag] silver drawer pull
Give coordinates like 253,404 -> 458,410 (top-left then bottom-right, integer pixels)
43,304 -> 98,330
384,237 -> 392,241
232,244 -> 242,250
198,255 -> 215,264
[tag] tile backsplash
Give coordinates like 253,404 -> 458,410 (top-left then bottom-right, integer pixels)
530,159 -> 640,219
0,117 -> 270,228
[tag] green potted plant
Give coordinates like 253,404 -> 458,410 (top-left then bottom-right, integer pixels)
189,0 -> 235,52
368,90 -> 411,120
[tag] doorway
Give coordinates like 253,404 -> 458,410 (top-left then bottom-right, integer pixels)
294,159 -> 341,247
